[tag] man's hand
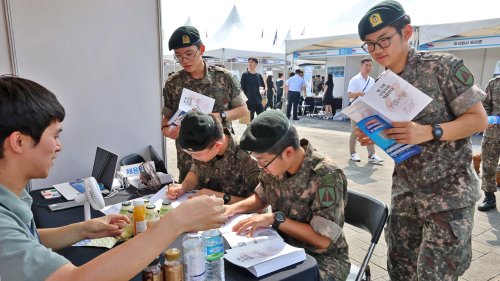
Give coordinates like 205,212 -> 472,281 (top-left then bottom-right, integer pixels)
171,195 -> 227,232
82,214 -> 130,239
167,183 -> 185,200
232,213 -> 274,237
384,121 -> 433,144
162,124 -> 180,140
188,188 -> 223,199
356,128 -> 374,146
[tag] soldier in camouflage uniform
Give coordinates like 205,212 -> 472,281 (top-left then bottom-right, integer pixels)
477,76 -> 500,211
357,1 -> 488,280
225,111 -> 350,281
166,111 -> 259,204
162,26 -> 248,182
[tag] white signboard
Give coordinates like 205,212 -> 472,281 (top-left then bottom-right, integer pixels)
419,35 -> 500,51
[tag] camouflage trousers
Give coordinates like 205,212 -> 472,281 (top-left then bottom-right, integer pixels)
386,194 -> 474,281
481,136 -> 500,193
310,249 -> 350,281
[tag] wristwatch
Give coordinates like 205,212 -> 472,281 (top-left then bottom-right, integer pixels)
432,124 -> 443,141
272,211 -> 286,230
223,192 -> 231,204
220,111 -> 228,122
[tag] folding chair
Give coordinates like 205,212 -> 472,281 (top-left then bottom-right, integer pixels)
345,189 -> 389,281
313,98 -> 324,116
120,153 -> 145,166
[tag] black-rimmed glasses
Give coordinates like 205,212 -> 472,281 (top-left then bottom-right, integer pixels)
251,152 -> 281,170
174,48 -> 199,63
361,31 -> 398,52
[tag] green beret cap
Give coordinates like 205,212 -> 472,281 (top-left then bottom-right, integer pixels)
240,111 -> 290,153
179,111 -> 215,152
168,26 -> 202,51
358,0 -> 406,41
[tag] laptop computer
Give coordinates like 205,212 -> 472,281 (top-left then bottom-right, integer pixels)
53,147 -> 118,200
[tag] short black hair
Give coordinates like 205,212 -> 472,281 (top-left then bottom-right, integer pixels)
0,76 -> 65,158
278,73 -> 283,78
248,57 -> 258,64
391,15 -> 411,36
361,58 -> 373,64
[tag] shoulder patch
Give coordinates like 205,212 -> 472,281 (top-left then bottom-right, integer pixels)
317,173 -> 336,207
454,64 -> 474,87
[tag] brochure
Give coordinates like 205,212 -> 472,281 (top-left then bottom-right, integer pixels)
342,70 -> 432,163
167,88 -> 215,126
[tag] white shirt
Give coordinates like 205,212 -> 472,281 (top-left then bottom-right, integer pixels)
347,72 -> 375,101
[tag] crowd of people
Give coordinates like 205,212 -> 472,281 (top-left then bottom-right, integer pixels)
0,0 -> 497,280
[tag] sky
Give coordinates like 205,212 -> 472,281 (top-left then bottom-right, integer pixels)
161,0 -> 499,53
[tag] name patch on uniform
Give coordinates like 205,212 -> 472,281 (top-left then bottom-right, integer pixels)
369,13 -> 383,28
454,64 -> 474,87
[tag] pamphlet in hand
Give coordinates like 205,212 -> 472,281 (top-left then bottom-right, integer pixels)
167,88 -> 215,126
342,70 -> 432,163
221,214 -> 306,277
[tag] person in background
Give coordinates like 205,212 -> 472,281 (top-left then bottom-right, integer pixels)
265,74 -> 277,110
477,75 -> 500,211
347,58 -> 384,163
276,72 -> 285,109
162,26 -> 248,182
241,57 -> 266,121
167,111 -> 259,204
224,111 -> 350,280
285,69 -> 306,120
0,76 -> 226,281
357,1 -> 488,279
322,73 -> 334,119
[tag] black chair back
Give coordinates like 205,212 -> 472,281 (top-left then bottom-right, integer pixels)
119,154 -> 145,166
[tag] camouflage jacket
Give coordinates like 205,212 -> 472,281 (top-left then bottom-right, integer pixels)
394,47 -> 485,215
190,133 -> 259,198
255,139 -> 349,266
483,76 -> 500,139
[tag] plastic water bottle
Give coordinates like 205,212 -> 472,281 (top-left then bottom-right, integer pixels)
202,229 -> 225,281
182,233 -> 206,281
487,116 -> 500,125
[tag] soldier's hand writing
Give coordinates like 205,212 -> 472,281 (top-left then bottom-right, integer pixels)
172,195 -> 227,233
166,183 -> 185,200
384,121 -> 432,144
356,128 -> 374,146
232,213 -> 274,237
188,188 -> 222,199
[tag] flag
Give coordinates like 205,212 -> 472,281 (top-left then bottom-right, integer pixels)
205,29 -> 208,38
300,26 -> 305,36
272,30 -> 278,46
261,29 -> 264,38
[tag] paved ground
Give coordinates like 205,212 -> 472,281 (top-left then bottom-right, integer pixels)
166,116 -> 500,281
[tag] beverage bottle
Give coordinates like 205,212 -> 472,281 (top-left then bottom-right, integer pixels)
123,209 -> 135,238
163,248 -> 184,281
133,200 -> 147,235
146,204 -> 160,228
202,229 -> 225,281
487,115 -> 500,125
142,256 -> 164,281
119,201 -> 133,215
159,200 -> 173,217
182,233 -> 206,281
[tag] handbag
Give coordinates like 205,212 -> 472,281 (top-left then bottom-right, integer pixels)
348,77 -> 371,106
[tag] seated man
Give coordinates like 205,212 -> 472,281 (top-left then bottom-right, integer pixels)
224,111 -> 350,281
167,111 -> 260,204
0,76 -> 226,280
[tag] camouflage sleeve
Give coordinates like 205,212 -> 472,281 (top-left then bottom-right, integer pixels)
309,169 -> 347,243
483,80 -> 493,115
228,74 -> 247,108
442,56 -> 486,116
162,80 -> 178,117
254,175 -> 269,204
242,162 -> 260,197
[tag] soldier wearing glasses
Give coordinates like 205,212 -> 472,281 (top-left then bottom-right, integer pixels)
357,1 -> 488,280
166,111 -> 259,204
224,111 -> 350,281
162,26 -> 248,182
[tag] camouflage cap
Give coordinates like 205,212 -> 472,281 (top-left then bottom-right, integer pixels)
168,26 -> 202,51
240,111 -> 290,153
358,0 -> 406,41
179,111 -> 215,152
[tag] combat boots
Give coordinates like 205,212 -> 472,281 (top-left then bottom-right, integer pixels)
478,192 -> 496,212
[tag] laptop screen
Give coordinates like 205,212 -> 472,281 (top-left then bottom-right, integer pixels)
91,147 -> 118,190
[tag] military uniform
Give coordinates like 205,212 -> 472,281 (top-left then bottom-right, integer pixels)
162,64 -> 247,181
190,131 -> 259,198
481,76 -> 500,193
385,48 -> 484,280
255,139 -> 350,281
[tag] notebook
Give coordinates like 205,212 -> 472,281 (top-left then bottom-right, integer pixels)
53,147 -> 118,200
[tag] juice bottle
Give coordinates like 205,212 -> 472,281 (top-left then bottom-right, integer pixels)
133,200 -> 147,235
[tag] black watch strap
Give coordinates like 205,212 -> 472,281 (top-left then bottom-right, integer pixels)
272,211 -> 286,230
223,192 -> 231,204
432,124 -> 443,141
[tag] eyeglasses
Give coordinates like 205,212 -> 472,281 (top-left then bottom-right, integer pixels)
361,31 -> 398,52
174,48 -> 199,63
251,152 -> 281,170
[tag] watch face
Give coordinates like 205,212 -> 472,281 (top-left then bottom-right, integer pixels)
275,212 -> 286,222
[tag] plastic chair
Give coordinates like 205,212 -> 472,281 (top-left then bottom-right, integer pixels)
345,189 -> 389,281
313,98 -> 324,116
119,153 -> 145,166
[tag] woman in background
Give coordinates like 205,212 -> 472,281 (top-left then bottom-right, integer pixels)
265,74 -> 276,110
323,73 -> 334,119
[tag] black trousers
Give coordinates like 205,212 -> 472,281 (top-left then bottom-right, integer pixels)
247,102 -> 264,121
286,91 -> 300,119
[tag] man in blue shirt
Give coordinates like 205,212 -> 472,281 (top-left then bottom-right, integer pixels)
285,69 -> 306,120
